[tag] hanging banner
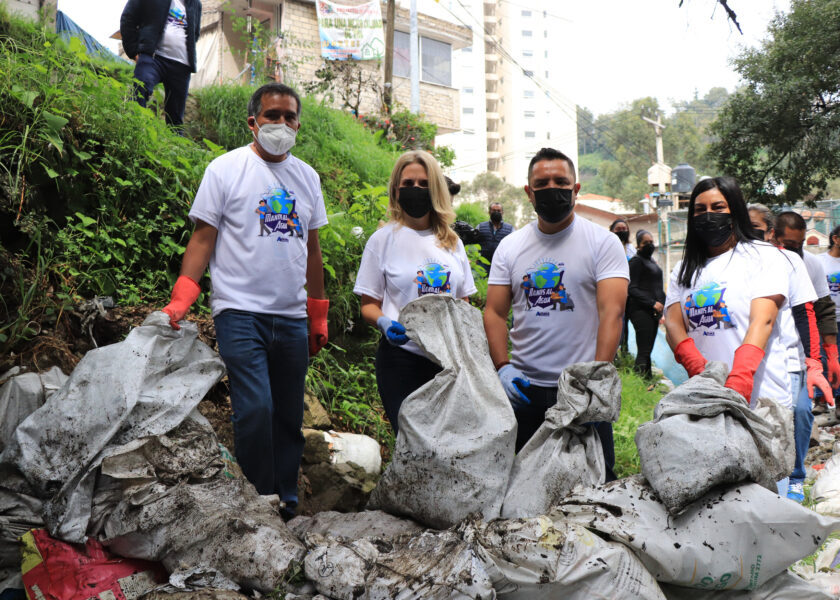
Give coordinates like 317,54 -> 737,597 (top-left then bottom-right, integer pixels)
316,0 -> 385,61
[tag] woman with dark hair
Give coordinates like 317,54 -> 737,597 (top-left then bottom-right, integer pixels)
819,225 -> 840,367
609,218 -> 636,259
664,177 -> 813,406
627,230 -> 664,377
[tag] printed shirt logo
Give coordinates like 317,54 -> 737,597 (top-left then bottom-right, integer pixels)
167,6 -> 187,29
520,260 -> 574,313
685,282 -> 734,334
414,261 -> 451,296
827,272 -> 840,296
255,186 -> 303,242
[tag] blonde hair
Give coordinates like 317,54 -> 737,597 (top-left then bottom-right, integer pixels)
388,150 -> 459,252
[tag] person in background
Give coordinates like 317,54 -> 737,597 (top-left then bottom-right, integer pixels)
160,83 -> 328,521
627,230 -> 665,378
819,225 -> 840,409
483,147 -> 628,478
354,151 -> 476,434
477,202 -> 515,269
120,0 -> 202,129
610,218 -> 636,259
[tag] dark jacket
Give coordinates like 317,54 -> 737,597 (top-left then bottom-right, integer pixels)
628,254 -> 666,313
477,220 -> 514,264
120,0 -> 202,72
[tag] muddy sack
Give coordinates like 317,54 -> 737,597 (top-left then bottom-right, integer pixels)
501,361 -> 620,518
634,361 -> 794,514
553,475 -> 840,591
660,570 -> 834,599
302,529 -> 494,599
0,367 -> 67,453
0,312 -> 226,543
367,295 -> 517,528
288,510 -> 424,542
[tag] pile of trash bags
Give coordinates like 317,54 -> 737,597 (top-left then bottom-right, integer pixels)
1,296 -> 839,599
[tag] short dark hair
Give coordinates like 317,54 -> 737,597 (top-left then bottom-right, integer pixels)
489,202 -> 502,210
635,229 -> 652,244
248,83 -> 302,118
609,218 -> 628,232
527,148 -> 576,184
444,176 -> 461,196
775,211 -> 807,233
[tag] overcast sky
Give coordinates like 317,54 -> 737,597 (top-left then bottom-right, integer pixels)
57,0 -> 790,116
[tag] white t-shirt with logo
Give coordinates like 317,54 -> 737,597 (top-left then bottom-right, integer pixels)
354,222 -> 477,356
782,250 -> 824,372
156,0 -> 189,65
665,242 -> 794,406
189,146 -> 328,318
818,252 -> 840,321
488,217 -> 630,386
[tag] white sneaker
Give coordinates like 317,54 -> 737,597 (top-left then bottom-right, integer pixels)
787,482 -> 805,503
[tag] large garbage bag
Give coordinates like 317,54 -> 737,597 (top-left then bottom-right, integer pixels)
660,570 -> 834,599
0,312 -> 226,543
0,366 -> 67,453
368,295 -> 517,528
812,449 -> 840,517
501,361 -> 620,518
288,510 -> 424,542
470,516 -> 665,599
0,469 -> 43,568
554,475 -> 840,591
634,362 -> 794,514
302,528 -> 494,599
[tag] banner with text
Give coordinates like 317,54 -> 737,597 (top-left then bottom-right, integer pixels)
316,0 -> 385,61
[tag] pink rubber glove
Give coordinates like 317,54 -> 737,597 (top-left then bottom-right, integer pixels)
162,275 -> 200,330
806,357 -> 835,406
824,344 -> 840,390
724,344 -> 764,403
307,297 -> 329,357
673,338 -> 707,378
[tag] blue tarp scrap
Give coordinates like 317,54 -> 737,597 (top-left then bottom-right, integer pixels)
55,10 -> 127,63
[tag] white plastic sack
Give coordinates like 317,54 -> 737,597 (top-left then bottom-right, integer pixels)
470,516 -> 665,599
0,312 -> 226,542
635,362 -> 794,514
0,366 -> 67,453
288,510 -> 423,542
303,529 -> 494,599
553,475 -> 840,591
813,452 -> 840,517
325,431 -> 381,474
368,295 -> 517,528
0,469 -> 43,567
501,361 -> 620,518
661,570 -> 834,599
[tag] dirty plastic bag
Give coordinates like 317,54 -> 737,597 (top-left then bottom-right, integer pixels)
303,528 -> 494,599
635,362 -> 794,514
0,468 -> 43,568
368,295 -> 517,528
471,516 -> 665,599
661,570 -> 834,599
554,475 -> 840,590
813,452 -> 840,517
288,510 -> 424,542
501,361 -> 620,518
0,366 -> 67,453
0,312 -> 226,543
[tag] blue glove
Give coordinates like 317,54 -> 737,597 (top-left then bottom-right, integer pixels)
377,315 -> 409,346
498,364 -> 531,409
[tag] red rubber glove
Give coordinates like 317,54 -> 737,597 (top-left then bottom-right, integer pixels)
805,357 -> 834,405
162,275 -> 200,330
673,338 -> 707,377
724,343 -> 765,403
307,297 -> 329,357
824,343 -> 840,389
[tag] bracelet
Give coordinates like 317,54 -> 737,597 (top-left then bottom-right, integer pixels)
494,360 -> 511,371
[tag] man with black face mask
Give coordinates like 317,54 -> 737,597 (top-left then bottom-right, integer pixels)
483,148 -> 629,477
477,202 -> 514,268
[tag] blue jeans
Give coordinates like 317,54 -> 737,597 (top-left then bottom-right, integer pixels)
214,310 -> 308,505
133,53 -> 191,127
789,370 -> 813,485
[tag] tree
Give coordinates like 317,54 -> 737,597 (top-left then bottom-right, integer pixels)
708,0 -> 840,204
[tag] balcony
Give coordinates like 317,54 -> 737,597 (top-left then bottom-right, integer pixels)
487,151 -> 502,160
487,131 -> 501,140
486,111 -> 500,121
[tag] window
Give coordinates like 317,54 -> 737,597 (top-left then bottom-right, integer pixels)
544,30 -> 548,38
524,110 -> 535,118
545,71 -> 549,78
524,90 -> 534,98
544,50 -> 548,58
522,30 -> 532,37
463,129 -> 475,135
523,70 -> 534,76
393,31 -> 453,87
462,45 -> 472,53
525,131 -> 536,138
521,9 -> 531,16
463,87 -> 474,94
522,50 -> 533,58
463,107 -> 474,114
394,30 -> 410,78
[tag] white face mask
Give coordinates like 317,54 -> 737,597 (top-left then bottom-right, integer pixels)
254,122 -> 297,157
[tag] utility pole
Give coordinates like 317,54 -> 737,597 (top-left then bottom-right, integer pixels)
643,114 -> 671,283
383,0 -> 395,112
642,114 -> 667,194
409,0 -> 420,114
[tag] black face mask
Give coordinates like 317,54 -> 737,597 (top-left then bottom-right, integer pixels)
533,188 -> 573,224
783,243 -> 804,258
490,211 -> 502,224
615,230 -> 630,244
692,212 -> 733,248
639,243 -> 656,259
398,186 -> 433,219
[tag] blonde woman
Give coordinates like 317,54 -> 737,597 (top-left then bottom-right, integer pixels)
354,150 -> 477,433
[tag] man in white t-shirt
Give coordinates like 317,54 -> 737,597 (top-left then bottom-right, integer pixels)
120,0 -> 201,128
160,83 -> 329,520
484,148 -> 629,477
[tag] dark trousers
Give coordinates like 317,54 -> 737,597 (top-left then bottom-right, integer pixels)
518,384 -> 616,481
375,339 -> 442,434
629,307 -> 659,378
213,309 -> 308,506
133,53 -> 191,127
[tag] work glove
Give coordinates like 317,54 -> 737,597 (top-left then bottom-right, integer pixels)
724,343 -> 764,403
673,337 -> 707,378
498,364 -> 531,410
377,315 -> 409,346
824,343 -> 840,389
307,297 -> 329,357
162,275 -> 200,330
805,357 -> 834,404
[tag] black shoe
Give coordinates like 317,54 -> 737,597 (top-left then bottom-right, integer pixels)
279,501 -> 297,522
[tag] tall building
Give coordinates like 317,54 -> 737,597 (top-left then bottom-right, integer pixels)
439,0 -> 578,185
